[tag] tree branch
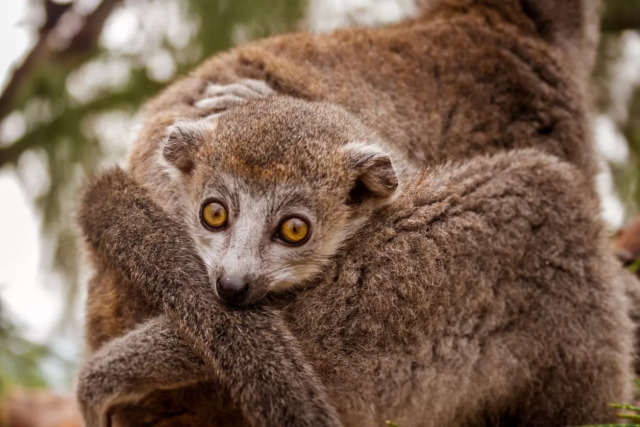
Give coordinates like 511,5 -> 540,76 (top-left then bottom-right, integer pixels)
0,75 -> 163,169
0,0 -> 123,157
0,0 -> 68,121
62,0 -> 123,59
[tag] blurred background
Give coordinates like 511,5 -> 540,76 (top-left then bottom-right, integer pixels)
0,0 -> 639,424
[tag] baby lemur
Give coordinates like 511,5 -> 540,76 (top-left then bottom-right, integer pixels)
163,97 -> 403,305
77,0 -> 635,425
78,150 -> 633,426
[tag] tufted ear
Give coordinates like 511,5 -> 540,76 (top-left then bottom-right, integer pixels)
343,143 -> 398,204
163,119 -> 216,173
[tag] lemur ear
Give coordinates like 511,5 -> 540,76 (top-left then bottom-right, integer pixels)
163,119 -> 215,173
343,143 -> 398,204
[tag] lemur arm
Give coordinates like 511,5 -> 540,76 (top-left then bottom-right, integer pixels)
195,78 -> 275,111
77,167 -> 341,427
77,316 -> 211,427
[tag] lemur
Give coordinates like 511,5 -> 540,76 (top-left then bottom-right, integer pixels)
77,0 -> 635,425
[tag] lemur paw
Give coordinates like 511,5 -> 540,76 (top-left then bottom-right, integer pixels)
195,79 -> 275,111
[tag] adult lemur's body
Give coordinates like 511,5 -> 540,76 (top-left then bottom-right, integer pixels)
77,0 -> 635,426
79,151 -> 633,426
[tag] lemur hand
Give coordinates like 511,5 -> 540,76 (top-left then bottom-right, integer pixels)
195,79 -> 275,111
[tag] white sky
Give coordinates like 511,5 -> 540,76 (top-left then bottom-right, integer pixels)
0,1 -> 55,339
0,0 -> 77,391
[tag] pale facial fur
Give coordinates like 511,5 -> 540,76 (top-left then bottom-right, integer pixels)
186,175 -> 351,304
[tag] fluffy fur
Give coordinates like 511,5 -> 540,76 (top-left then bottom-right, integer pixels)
160,98 -> 405,304
77,151 -> 633,426
283,149 -> 632,425
76,0 -> 636,425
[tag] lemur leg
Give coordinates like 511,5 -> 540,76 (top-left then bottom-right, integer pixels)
77,316 -> 209,427
194,78 -> 275,110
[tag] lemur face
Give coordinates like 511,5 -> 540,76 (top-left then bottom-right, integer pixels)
161,97 -> 398,305
188,174 -> 346,305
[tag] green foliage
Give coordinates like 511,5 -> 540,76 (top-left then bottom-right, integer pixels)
574,381 -> 640,426
628,258 -> 640,275
0,302 -> 48,394
619,86 -> 640,215
611,403 -> 640,423
602,0 -> 640,33
595,0 -> 640,219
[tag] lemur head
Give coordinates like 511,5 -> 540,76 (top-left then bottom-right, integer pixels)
161,96 -> 399,305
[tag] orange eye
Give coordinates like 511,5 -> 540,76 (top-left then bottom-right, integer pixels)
278,217 -> 309,244
202,202 -> 227,229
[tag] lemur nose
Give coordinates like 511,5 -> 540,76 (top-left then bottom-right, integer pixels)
216,275 -> 250,304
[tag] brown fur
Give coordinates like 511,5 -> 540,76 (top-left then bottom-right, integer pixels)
77,0 -> 635,425
77,151 -> 633,426
283,149 -> 631,425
